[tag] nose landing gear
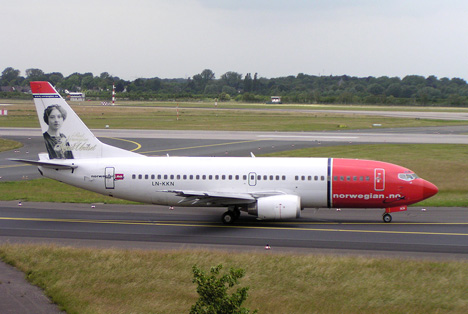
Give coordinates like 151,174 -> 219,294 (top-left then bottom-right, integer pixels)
382,205 -> 407,223
382,213 -> 392,223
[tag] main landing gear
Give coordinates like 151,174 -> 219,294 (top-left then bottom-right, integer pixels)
221,207 -> 241,224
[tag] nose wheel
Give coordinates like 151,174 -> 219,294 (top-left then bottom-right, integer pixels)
382,213 -> 392,223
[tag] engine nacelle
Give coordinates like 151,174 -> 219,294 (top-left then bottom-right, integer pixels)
248,195 -> 301,220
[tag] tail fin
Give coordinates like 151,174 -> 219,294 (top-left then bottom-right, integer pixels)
30,81 -> 143,159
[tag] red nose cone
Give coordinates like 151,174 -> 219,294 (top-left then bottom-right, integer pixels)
422,180 -> 438,200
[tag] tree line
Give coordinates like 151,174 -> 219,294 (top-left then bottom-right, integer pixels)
2,66 -> 468,106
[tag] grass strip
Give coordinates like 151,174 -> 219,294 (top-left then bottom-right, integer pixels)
0,244 -> 467,313
0,138 -> 22,152
2,102 -> 468,131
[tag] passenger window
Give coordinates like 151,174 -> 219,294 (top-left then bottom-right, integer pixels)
177,175 -> 180,180
132,174 -> 136,179
321,176 -> 325,181
164,175 -> 168,180
138,174 -> 142,179
158,175 -> 162,180
282,175 -> 286,180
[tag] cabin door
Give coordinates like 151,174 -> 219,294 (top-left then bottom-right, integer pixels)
374,168 -> 385,191
105,167 -> 115,189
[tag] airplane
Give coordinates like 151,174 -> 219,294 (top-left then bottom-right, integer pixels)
11,81 -> 438,224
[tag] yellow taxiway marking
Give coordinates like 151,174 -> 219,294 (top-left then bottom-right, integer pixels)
102,137 -> 142,152
2,217 -> 468,237
141,140 -> 264,154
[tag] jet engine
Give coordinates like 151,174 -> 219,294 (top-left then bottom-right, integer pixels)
248,195 -> 301,220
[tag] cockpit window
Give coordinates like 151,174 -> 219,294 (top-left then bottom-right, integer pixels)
398,173 -> 419,181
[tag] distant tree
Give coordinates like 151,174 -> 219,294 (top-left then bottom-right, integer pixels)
221,71 -> 242,90
204,82 -> 220,94
252,73 -> 259,92
25,68 -> 46,82
243,73 -> 253,92
450,77 -> 467,86
386,83 -> 402,97
48,72 -> 64,86
200,69 -> 215,81
115,80 -> 126,93
402,75 -> 426,86
425,75 -> 438,88
1,67 -> 21,85
367,83 -> 384,95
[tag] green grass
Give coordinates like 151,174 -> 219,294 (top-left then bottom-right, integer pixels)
2,101 -> 468,131
1,144 -> 465,206
0,179 -> 138,204
1,244 -> 467,313
0,138 -> 22,151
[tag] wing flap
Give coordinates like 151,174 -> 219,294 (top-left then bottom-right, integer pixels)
163,190 -> 256,206
163,190 -> 287,206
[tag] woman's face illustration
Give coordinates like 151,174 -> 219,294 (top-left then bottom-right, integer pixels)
48,108 -> 64,131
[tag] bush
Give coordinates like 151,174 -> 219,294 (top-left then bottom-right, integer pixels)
190,264 -> 257,314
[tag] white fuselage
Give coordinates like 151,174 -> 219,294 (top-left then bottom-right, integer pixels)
41,156 -> 329,208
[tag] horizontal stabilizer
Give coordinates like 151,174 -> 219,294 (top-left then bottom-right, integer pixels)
9,158 -> 77,170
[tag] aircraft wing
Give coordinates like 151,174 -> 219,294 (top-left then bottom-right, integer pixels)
9,158 -> 77,170
165,190 -> 285,206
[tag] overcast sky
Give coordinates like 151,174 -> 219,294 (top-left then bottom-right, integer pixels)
2,0 -> 468,81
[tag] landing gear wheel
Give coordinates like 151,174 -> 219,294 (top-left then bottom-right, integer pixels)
382,213 -> 392,223
222,211 -> 235,224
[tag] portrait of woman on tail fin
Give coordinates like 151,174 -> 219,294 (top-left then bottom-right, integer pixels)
43,104 -> 74,159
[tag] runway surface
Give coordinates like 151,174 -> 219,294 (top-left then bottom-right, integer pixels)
1,201 -> 468,258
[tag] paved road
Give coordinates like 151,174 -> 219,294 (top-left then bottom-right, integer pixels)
1,201 -> 467,258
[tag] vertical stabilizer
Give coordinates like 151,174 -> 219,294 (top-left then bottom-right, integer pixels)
30,81 -> 143,159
